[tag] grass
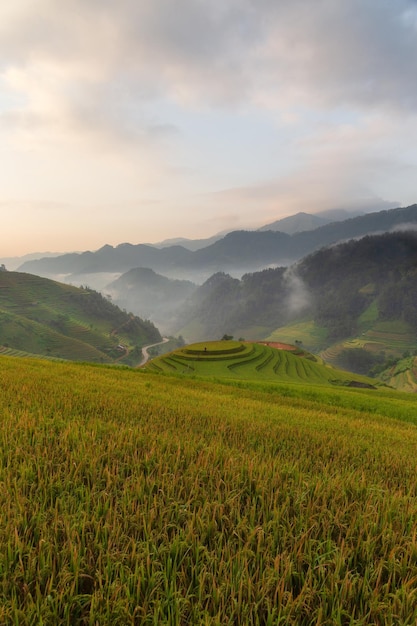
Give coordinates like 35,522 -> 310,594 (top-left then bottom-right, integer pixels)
145,341 -> 378,388
1,354 -> 417,624
268,312 -> 417,389
318,319 -> 417,392
266,321 -> 329,353
378,356 -> 417,393
0,272 -> 160,365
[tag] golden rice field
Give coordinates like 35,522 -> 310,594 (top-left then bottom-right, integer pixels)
1,354 -> 417,624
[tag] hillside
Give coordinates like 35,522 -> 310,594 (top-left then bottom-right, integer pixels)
144,340 -> 378,388
174,232 -> 417,381
0,271 -> 161,364
18,203 -> 417,283
258,211 -> 331,233
106,267 -> 196,333
172,268 -> 292,342
1,354 -> 417,623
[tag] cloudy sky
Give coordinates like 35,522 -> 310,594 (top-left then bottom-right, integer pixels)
1,0 -> 417,256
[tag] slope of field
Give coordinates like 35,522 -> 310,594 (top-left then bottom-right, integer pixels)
1,355 -> 417,624
326,321 -> 416,358
266,320 -> 329,352
144,340 -> 377,388
0,271 -> 161,364
266,315 -> 417,391
378,355 -> 417,392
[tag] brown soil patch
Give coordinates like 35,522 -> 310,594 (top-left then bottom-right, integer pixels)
260,342 -> 297,351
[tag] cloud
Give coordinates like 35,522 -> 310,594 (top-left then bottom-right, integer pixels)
3,1 -> 417,117
2,0 -> 417,155
284,268 -> 311,315
252,0 -> 417,112
1,0 -> 417,254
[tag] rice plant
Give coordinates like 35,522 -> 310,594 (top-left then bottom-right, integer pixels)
1,355 -> 417,624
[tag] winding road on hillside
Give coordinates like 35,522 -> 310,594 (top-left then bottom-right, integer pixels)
139,337 -> 169,366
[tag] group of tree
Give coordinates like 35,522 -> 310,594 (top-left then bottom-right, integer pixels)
175,231 -> 417,344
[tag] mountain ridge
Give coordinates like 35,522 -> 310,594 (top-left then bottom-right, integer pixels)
18,204 -> 417,282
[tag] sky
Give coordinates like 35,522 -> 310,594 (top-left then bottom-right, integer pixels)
1,0 -> 417,257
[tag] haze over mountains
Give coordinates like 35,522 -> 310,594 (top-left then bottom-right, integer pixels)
174,230 -> 417,342
9,204 -> 417,344
106,268 -> 196,332
2,203 -> 417,388
16,204 -> 417,286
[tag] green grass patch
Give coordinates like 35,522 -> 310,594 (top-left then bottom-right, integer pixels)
146,341 -> 377,388
357,299 -> 379,328
183,340 -> 246,356
266,320 -> 328,352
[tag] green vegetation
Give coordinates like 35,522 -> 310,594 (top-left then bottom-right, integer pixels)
267,320 -> 328,352
1,354 -> 417,624
175,269 -> 290,344
0,272 -> 161,365
316,321 -> 417,390
145,341 -> 377,388
175,234 -> 417,390
377,354 -> 417,392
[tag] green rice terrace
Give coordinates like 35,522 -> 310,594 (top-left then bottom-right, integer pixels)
1,354 -> 417,624
144,340 -> 378,388
0,271 -> 160,365
266,317 -> 417,392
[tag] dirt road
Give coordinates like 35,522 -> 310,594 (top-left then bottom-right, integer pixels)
138,337 -> 169,366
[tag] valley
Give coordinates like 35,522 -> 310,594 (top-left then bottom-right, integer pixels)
2,205 -> 417,622
2,205 -> 417,389
3,3 -> 417,622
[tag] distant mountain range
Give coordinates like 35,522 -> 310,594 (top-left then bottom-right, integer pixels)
17,204 -> 417,284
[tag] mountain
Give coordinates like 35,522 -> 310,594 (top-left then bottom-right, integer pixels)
0,251 -> 66,272
18,243 -> 194,277
18,204 -> 417,284
258,203 -> 396,233
173,232 -> 417,372
258,211 -> 332,234
151,232 -> 227,251
105,267 -> 196,333
172,269 -> 291,342
316,208 -> 365,220
192,229 -> 293,270
0,271 -> 161,364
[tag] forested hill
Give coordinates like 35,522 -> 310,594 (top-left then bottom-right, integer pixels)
296,231 -> 417,337
174,231 -> 417,344
0,271 -> 161,364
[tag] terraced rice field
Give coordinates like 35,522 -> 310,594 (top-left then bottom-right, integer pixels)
145,341 -> 375,387
380,356 -> 417,392
0,272 -> 159,365
320,323 -> 417,368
